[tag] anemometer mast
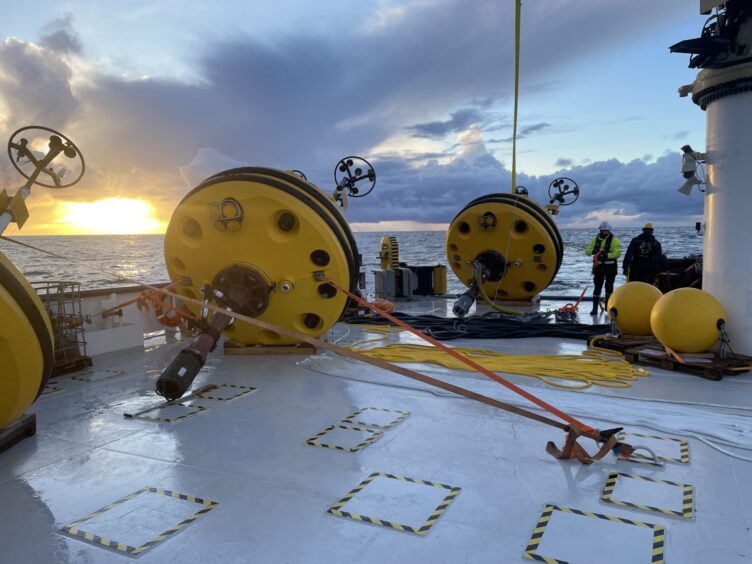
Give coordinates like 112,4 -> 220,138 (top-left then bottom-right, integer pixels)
0,126 -> 85,235
671,0 -> 752,354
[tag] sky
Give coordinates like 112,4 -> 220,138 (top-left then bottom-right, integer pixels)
0,0 -> 710,235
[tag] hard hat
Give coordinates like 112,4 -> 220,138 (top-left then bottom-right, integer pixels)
599,221 -> 611,231
643,222 -> 654,229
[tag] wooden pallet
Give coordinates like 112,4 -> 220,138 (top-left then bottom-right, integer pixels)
223,341 -> 317,356
624,343 -> 751,381
0,413 -> 36,454
53,356 -> 93,377
590,335 -> 658,354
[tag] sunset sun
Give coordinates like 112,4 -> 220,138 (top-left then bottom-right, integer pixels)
55,198 -> 166,235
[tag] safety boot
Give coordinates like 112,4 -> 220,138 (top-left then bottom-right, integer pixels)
590,296 -> 600,315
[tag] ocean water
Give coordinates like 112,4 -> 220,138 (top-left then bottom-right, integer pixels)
0,227 -> 703,296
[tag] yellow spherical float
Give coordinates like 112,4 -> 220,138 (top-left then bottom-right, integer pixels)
606,282 -> 663,336
650,288 -> 726,353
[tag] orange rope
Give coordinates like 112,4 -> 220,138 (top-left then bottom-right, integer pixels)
326,279 -> 595,433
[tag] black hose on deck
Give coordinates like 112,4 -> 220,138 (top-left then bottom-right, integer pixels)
344,311 -> 610,341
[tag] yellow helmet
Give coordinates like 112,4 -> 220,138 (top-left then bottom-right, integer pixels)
643,222 -> 654,230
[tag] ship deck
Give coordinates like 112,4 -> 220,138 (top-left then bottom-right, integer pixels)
2,297 -> 751,563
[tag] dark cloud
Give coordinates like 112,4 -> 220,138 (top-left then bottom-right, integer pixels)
0,0 -> 694,230
39,15 -> 82,55
406,108 -> 485,138
555,158 -> 574,168
669,129 -> 689,141
0,37 -> 79,132
341,150 -> 701,226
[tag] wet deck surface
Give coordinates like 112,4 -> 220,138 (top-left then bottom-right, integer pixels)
2,298 -> 751,563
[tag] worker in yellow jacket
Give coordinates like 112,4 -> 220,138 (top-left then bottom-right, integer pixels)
584,221 -> 622,315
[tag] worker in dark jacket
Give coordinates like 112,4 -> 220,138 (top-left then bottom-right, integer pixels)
623,223 -> 663,284
584,221 -> 622,315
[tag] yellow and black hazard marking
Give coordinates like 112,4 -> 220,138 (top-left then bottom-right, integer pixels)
617,432 -> 690,464
341,406 -> 410,429
524,504 -> 665,564
195,383 -> 257,402
305,424 -> 383,452
327,471 -> 461,535
71,368 -> 126,382
124,385 -> 217,423
602,472 -> 694,520
131,402 -> 208,423
59,486 -> 218,556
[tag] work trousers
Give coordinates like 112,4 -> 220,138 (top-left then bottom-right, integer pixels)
593,263 -> 617,297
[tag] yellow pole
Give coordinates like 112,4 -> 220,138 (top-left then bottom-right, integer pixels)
511,0 -> 521,193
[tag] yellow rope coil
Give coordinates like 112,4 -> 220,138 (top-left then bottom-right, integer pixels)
345,329 -> 648,390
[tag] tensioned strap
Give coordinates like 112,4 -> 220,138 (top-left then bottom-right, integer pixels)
326,278 -> 594,433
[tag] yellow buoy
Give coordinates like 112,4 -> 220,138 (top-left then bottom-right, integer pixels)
650,288 -> 726,353
446,193 -> 563,301
606,282 -> 663,336
0,251 -> 54,429
164,167 -> 359,345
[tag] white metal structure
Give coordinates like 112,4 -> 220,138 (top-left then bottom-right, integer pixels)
678,3 -> 752,355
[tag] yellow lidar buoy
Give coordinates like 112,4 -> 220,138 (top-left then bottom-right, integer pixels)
164,168 -> 359,345
651,288 -> 726,353
0,251 -> 54,429
607,282 -> 663,336
446,194 -> 563,301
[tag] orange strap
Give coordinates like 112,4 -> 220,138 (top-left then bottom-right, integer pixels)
329,279 -> 594,433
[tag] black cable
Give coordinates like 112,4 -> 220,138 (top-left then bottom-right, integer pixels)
344,311 -> 610,341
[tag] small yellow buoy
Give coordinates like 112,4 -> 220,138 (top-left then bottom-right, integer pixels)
650,288 -> 726,353
607,282 -> 663,336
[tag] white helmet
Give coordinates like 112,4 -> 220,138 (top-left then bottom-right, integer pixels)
599,221 -> 612,231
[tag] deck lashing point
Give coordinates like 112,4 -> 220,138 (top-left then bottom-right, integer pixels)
327,471 -> 461,535
602,472 -> 694,520
305,424 -> 383,451
341,406 -> 411,429
195,383 -> 257,401
59,487 -> 218,556
524,504 -> 664,564
617,432 -> 690,464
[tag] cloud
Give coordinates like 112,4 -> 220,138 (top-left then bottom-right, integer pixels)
38,14 -> 82,55
555,158 -> 574,168
0,1 -> 695,234
668,129 -> 689,141
0,38 -> 78,133
406,108 -> 485,138
341,150 -> 702,227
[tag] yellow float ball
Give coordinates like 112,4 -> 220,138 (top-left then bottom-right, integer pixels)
606,282 -> 663,336
650,288 -> 726,353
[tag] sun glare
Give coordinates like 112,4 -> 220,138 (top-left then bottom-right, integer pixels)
55,198 -> 166,235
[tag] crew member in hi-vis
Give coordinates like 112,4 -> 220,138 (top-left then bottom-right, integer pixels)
585,221 -> 622,315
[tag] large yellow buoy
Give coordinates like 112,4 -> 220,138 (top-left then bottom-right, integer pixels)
0,251 -> 54,429
446,193 -> 563,301
163,167 -> 359,345
650,288 -> 726,353
606,282 -> 663,336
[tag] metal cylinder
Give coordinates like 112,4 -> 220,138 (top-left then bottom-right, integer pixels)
703,88 -> 752,354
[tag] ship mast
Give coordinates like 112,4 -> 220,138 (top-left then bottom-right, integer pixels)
671,0 -> 752,355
